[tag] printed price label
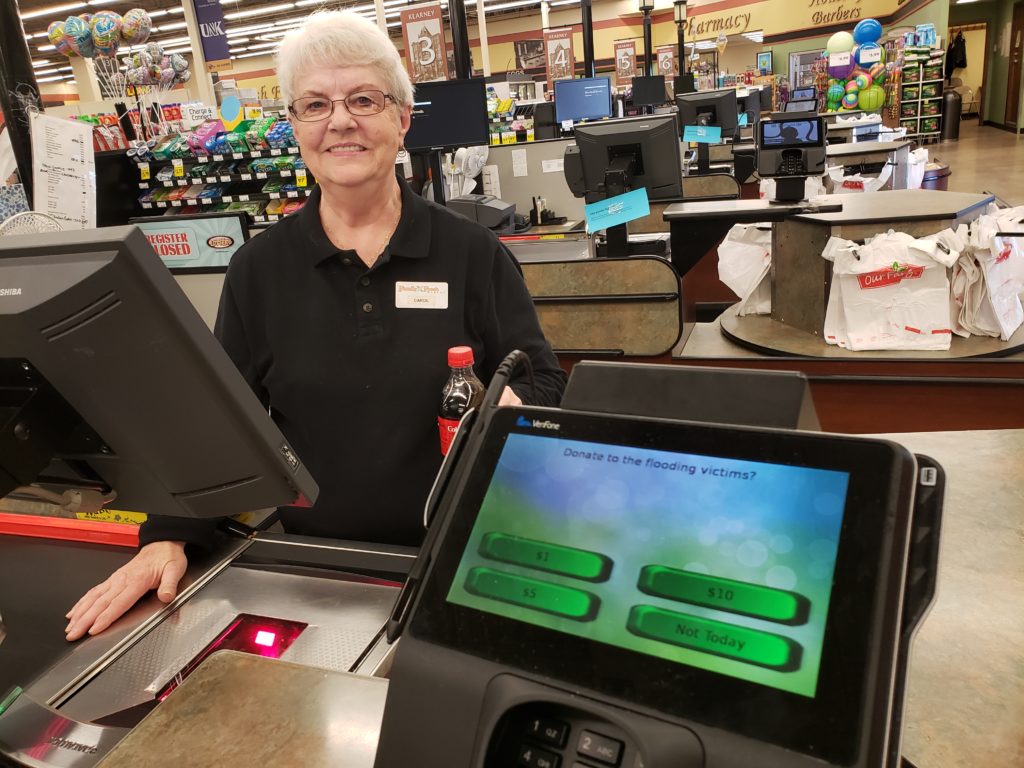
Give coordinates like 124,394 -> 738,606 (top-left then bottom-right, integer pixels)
270,192 -> 281,199
240,173 -> 252,181
239,194 -> 250,201
219,174 -> 232,182
244,105 -> 264,120
212,154 -> 224,162
142,202 -> 153,209
287,190 -> 298,198
206,176 -> 217,183
177,179 -> 189,187
296,169 -> 307,187
828,51 -> 852,68
172,159 -> 184,178
232,152 -> 244,160
170,199 -> 182,207
256,172 -> 267,179
200,197 -> 212,205
139,162 -> 150,180
270,148 -> 282,156
280,169 -> 292,177
859,47 -> 882,64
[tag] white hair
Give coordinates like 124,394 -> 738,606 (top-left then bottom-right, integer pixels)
277,11 -> 414,109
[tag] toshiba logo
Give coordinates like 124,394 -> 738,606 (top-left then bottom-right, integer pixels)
0,288 -> 22,296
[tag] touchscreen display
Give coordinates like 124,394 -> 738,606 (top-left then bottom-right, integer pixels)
446,431 -> 849,698
761,119 -> 820,147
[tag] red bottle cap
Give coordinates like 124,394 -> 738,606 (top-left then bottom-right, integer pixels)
448,346 -> 474,367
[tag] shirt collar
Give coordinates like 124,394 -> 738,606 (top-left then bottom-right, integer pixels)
302,175 -> 432,267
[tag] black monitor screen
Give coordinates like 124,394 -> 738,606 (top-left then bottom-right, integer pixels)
784,99 -> 818,113
0,226 -> 318,517
676,88 -> 739,135
631,75 -> 667,107
791,87 -> 817,101
760,119 -> 824,148
554,77 -> 613,124
405,78 -> 489,152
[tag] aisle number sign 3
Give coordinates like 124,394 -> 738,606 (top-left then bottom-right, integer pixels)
400,3 -> 449,83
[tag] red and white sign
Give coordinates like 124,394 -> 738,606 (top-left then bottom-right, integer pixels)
656,46 -> 677,77
614,40 -> 637,86
543,27 -> 575,88
400,2 -> 448,83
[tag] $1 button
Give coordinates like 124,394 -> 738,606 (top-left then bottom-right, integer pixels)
362,302 -> 373,313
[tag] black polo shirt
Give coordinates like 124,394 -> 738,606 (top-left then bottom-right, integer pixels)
141,178 -> 566,548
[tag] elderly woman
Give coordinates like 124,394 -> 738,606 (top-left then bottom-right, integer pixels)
65,11 -> 566,641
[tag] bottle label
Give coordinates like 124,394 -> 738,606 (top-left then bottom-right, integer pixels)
438,416 -> 462,455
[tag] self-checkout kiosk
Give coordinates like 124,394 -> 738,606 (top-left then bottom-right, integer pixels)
375,360 -> 944,768
757,114 -> 828,202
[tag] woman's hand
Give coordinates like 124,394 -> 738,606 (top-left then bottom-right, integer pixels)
65,541 -> 188,641
498,386 -> 523,407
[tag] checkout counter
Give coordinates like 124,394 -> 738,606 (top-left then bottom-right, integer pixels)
0,225 -> 1021,768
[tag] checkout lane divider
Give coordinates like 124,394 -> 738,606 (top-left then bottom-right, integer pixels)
0,512 -> 138,548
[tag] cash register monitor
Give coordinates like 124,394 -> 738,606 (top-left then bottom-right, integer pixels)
784,98 -> 819,113
757,115 -> 826,178
405,78 -> 489,151
791,87 -> 817,101
394,407 -> 918,766
737,91 -> 762,125
676,87 -> 739,136
0,226 -> 318,517
554,77 -> 613,124
631,75 -> 668,107
565,114 -> 682,204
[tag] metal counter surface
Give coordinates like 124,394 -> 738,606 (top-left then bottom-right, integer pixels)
96,652 -> 388,767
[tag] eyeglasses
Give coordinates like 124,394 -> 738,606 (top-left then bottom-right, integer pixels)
288,90 -> 397,122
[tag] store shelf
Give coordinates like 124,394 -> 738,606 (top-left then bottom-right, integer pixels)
133,145 -> 301,168
140,187 -> 313,210
138,167 -> 310,189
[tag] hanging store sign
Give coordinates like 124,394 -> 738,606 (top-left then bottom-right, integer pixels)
656,45 -> 677,77
614,40 -> 637,86
543,27 -> 575,89
192,0 -> 231,73
683,0 -> 908,42
401,2 -> 449,83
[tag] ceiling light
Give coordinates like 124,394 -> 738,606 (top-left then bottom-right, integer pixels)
36,74 -> 69,83
58,66 -> 72,72
147,9 -> 169,18
224,3 -> 296,21
484,0 -> 539,11
32,59 -> 53,67
34,68 -> 61,75
20,2 -> 85,20
227,22 -> 277,35
161,21 -> 188,30
549,0 -> 579,5
88,0 -> 119,5
231,50 -> 270,59
230,46 -> 249,52
38,45 -> 56,52
169,7 -> 185,13
247,41 -> 281,49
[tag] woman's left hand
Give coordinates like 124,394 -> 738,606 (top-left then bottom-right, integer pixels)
499,386 -> 523,407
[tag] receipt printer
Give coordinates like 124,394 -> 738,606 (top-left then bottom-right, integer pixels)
449,194 -> 516,232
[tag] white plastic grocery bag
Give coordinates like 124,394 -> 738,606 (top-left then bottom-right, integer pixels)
717,223 -> 772,315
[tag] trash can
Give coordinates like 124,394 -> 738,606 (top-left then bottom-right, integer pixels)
922,162 -> 951,191
941,90 -> 962,141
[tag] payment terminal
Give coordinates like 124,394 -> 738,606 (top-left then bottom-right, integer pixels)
375,394 -> 941,768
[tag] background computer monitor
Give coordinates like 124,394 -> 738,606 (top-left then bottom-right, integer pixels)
570,114 -> 682,203
791,87 -> 817,101
554,77 -> 613,124
784,99 -> 819,113
130,212 -> 249,274
737,90 -> 763,125
675,88 -> 739,136
0,226 -> 318,518
405,78 -> 489,152
631,75 -> 667,107
673,73 -> 696,96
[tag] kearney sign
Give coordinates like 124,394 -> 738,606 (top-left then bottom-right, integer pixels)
683,0 -> 906,41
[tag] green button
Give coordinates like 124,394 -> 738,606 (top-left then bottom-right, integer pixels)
479,533 -> 612,582
464,567 -> 600,621
627,605 -> 802,671
638,566 -> 809,625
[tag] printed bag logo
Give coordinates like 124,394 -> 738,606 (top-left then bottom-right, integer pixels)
857,262 -> 925,290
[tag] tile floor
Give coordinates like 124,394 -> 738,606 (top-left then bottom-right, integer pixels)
924,119 -> 1023,206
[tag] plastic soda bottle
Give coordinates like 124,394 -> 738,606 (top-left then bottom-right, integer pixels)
438,346 -> 485,455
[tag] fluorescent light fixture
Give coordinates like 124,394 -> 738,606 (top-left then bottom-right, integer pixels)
230,46 -> 249,52
549,0 -> 579,5
484,0 -> 539,11
152,35 -> 191,46
160,21 -> 188,30
247,41 -> 281,49
227,22 -> 277,35
147,9 -> 169,18
58,66 -> 72,72
36,74 -> 69,83
32,59 -> 53,67
169,6 -> 185,13
20,1 -> 84,20
88,0 -> 119,5
162,47 -> 193,55
231,50 -> 271,59
34,68 -> 60,75
955,0 -> 979,4
224,3 -> 296,21
38,45 -> 56,52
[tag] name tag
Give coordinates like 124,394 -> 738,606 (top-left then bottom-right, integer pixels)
395,281 -> 449,309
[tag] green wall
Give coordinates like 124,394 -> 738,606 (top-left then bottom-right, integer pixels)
949,0 -> 1021,126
